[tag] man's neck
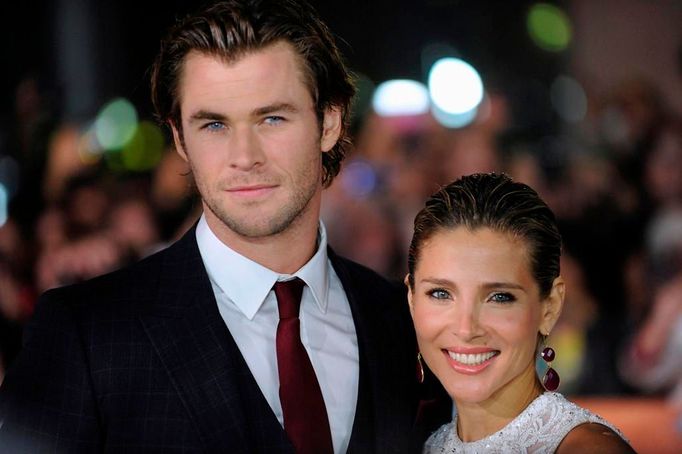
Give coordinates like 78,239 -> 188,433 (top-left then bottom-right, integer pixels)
204,210 -> 320,275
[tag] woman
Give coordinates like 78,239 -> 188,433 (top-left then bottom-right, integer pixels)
406,173 -> 633,453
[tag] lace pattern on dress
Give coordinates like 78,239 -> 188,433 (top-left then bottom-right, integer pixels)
423,392 -> 627,453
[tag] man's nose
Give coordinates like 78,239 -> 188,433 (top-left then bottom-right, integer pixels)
229,127 -> 265,170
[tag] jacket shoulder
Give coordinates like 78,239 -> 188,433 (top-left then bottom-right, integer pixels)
38,230 -> 200,320
42,243 -> 167,307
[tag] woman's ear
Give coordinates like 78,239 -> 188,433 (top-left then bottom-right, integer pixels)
404,274 -> 415,317
540,276 -> 565,335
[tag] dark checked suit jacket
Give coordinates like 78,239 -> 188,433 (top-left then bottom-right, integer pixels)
0,226 -> 432,453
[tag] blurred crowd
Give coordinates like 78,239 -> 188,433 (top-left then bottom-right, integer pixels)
1,58 -> 682,426
326,75 -> 682,406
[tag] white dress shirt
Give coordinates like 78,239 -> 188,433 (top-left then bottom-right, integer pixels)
196,215 -> 359,453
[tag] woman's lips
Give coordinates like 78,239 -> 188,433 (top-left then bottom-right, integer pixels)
442,348 -> 500,374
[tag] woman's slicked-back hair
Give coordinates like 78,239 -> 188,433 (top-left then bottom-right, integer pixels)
407,173 -> 562,298
150,0 -> 355,187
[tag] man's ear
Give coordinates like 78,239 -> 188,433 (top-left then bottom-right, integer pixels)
320,107 -> 342,153
404,274 -> 415,317
540,276 -> 565,335
170,122 -> 188,162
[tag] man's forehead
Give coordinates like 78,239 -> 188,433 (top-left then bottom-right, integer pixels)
175,42 -> 315,109
178,42 -> 308,86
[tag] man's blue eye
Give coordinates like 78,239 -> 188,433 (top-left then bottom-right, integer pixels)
205,122 -> 224,130
264,116 -> 284,125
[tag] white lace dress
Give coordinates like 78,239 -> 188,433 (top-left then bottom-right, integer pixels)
423,392 -> 627,453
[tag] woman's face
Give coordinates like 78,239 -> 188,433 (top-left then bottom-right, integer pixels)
408,227 -> 563,406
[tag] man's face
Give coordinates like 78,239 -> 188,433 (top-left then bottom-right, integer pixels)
172,42 -> 341,241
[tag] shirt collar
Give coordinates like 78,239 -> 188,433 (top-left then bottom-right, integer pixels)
195,214 -> 330,320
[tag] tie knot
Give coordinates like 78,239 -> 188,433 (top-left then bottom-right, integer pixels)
274,278 -> 305,319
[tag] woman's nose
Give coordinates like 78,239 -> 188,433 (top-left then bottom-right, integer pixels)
451,303 -> 484,340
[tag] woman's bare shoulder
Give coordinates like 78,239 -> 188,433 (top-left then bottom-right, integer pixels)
556,423 -> 635,454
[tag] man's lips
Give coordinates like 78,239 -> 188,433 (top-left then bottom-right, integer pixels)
225,184 -> 277,196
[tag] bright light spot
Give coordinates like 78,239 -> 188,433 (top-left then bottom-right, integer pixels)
94,98 -> 138,150
527,3 -> 572,52
551,75 -> 587,123
121,121 -> 165,171
341,160 -> 377,198
428,58 -> 484,115
372,80 -> 430,117
0,183 -> 8,227
431,104 -> 478,129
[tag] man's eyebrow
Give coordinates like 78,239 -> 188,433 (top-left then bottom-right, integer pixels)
187,103 -> 300,124
188,110 -> 227,124
253,103 -> 300,116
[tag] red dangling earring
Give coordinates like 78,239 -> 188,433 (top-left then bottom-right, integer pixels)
540,339 -> 560,391
416,352 -> 425,384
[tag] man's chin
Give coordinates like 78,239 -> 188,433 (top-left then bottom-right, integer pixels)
217,212 -> 297,239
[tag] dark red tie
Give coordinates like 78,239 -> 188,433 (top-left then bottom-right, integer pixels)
274,278 -> 334,454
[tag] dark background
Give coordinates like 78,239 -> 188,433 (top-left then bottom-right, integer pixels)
1,0 -> 562,129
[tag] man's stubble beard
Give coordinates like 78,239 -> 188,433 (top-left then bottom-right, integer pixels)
192,161 -> 321,239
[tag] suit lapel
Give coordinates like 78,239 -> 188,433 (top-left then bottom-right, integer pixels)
140,229 -> 291,452
330,250 -> 417,453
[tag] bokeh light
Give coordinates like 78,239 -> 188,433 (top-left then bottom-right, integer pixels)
428,58 -> 484,115
0,183 -> 8,227
341,159 -> 378,198
527,3 -> 572,52
431,104 -> 478,129
94,98 -> 138,150
372,79 -> 430,117
121,121 -> 165,171
551,75 -> 588,123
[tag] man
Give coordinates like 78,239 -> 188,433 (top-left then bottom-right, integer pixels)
0,1 -> 433,452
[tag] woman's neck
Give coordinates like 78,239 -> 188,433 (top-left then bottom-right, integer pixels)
455,367 -> 545,442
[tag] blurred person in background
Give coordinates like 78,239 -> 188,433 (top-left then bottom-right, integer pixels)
150,147 -> 197,241
619,122 -> 682,427
322,187 -> 404,278
0,219 -> 34,383
0,75 -> 60,237
0,0 -> 442,452
620,256 -> 682,431
33,172 -> 161,292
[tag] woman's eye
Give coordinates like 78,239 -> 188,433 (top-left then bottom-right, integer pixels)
489,292 -> 515,304
428,288 -> 451,300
